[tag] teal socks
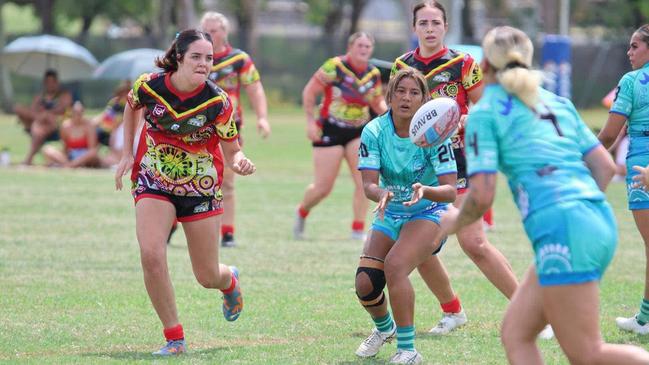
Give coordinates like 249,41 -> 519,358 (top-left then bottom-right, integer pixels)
373,313 -> 395,334
637,298 -> 649,325
396,325 -> 415,351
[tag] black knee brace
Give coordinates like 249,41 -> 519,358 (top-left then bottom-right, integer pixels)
356,256 -> 386,308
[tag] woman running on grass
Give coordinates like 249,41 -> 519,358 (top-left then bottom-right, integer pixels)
114,29 -> 254,356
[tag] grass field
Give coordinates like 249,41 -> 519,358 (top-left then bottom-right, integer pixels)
1,106 -> 648,364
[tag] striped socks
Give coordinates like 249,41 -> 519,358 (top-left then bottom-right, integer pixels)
396,325 -> 415,351
373,313 -> 395,334
637,298 -> 649,325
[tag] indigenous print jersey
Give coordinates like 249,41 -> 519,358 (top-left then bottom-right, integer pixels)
610,61 -> 649,137
98,96 -> 126,132
391,47 -> 482,115
391,47 -> 482,147
358,111 -> 456,216
315,55 -> 383,128
465,85 -> 605,220
127,72 -> 237,197
208,45 -> 260,124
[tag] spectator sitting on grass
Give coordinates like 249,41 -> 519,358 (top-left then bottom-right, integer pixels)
42,101 -> 99,168
13,69 -> 73,165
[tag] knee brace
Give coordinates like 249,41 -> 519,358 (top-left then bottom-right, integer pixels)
355,256 -> 386,308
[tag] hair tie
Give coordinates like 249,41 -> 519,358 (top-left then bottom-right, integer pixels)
503,61 -> 528,70
175,32 -> 180,39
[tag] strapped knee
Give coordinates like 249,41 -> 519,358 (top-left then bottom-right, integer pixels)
355,256 -> 386,308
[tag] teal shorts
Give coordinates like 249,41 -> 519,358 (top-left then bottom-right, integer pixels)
371,204 -> 447,255
523,199 -> 617,286
626,136 -> 649,210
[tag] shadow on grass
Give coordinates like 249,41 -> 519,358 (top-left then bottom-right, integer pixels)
350,330 -> 450,342
336,359 -> 390,365
82,346 -> 230,361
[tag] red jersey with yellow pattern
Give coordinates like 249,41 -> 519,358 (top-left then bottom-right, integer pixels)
391,47 -> 482,114
315,55 -> 383,128
127,72 -> 238,198
208,45 -> 260,125
391,47 -> 482,145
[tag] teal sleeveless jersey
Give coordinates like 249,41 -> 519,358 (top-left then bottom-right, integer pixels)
465,85 -> 604,220
358,111 -> 457,216
610,62 -> 649,137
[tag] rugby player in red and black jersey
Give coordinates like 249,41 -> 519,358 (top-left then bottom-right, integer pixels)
115,29 -> 254,356
201,12 -> 270,248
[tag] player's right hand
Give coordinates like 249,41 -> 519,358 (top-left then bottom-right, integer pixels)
373,190 -> 393,221
632,165 -> 649,191
306,120 -> 322,142
114,155 -> 134,191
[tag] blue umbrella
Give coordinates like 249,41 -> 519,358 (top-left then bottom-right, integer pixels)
1,34 -> 98,81
93,48 -> 165,81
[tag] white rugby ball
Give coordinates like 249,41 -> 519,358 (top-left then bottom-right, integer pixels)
409,97 -> 461,146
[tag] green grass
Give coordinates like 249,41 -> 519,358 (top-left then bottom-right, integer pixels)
1,106 -> 648,364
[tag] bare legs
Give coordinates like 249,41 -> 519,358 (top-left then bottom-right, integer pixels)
502,267 -> 649,365
136,198 -> 233,328
298,139 -> 368,233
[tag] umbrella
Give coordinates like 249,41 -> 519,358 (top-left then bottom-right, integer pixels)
93,48 -> 165,81
1,34 -> 98,81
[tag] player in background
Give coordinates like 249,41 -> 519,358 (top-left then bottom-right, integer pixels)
114,29 -> 254,355
355,68 -> 455,364
598,24 -> 649,335
390,0 -> 527,336
293,32 -> 387,240
201,11 -> 270,247
442,25 -> 649,365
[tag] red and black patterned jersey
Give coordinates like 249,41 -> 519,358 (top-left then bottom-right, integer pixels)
314,55 -> 383,128
127,72 -> 238,197
208,45 -> 260,125
391,47 -> 482,115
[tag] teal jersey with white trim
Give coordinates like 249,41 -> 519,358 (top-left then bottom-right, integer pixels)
465,85 -> 604,219
358,111 -> 457,216
610,62 -> 649,136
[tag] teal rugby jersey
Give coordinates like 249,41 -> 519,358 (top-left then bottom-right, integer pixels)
358,111 -> 457,216
610,62 -> 649,136
465,85 -> 604,219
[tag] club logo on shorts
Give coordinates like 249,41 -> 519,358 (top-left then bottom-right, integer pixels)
193,201 -> 210,214
538,243 -> 572,274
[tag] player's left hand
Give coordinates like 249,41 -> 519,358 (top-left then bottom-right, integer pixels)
632,165 -> 649,191
231,157 -> 256,176
403,183 -> 425,207
257,117 -> 271,139
415,139 -> 433,148
458,114 -> 468,129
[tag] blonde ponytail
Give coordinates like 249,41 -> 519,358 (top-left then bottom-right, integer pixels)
483,26 -> 540,108
497,67 -> 541,109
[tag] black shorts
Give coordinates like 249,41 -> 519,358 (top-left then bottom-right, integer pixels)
133,187 -> 223,222
451,134 -> 468,193
97,128 -> 111,146
312,118 -> 364,148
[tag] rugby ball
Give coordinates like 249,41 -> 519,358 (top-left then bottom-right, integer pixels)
409,97 -> 461,146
